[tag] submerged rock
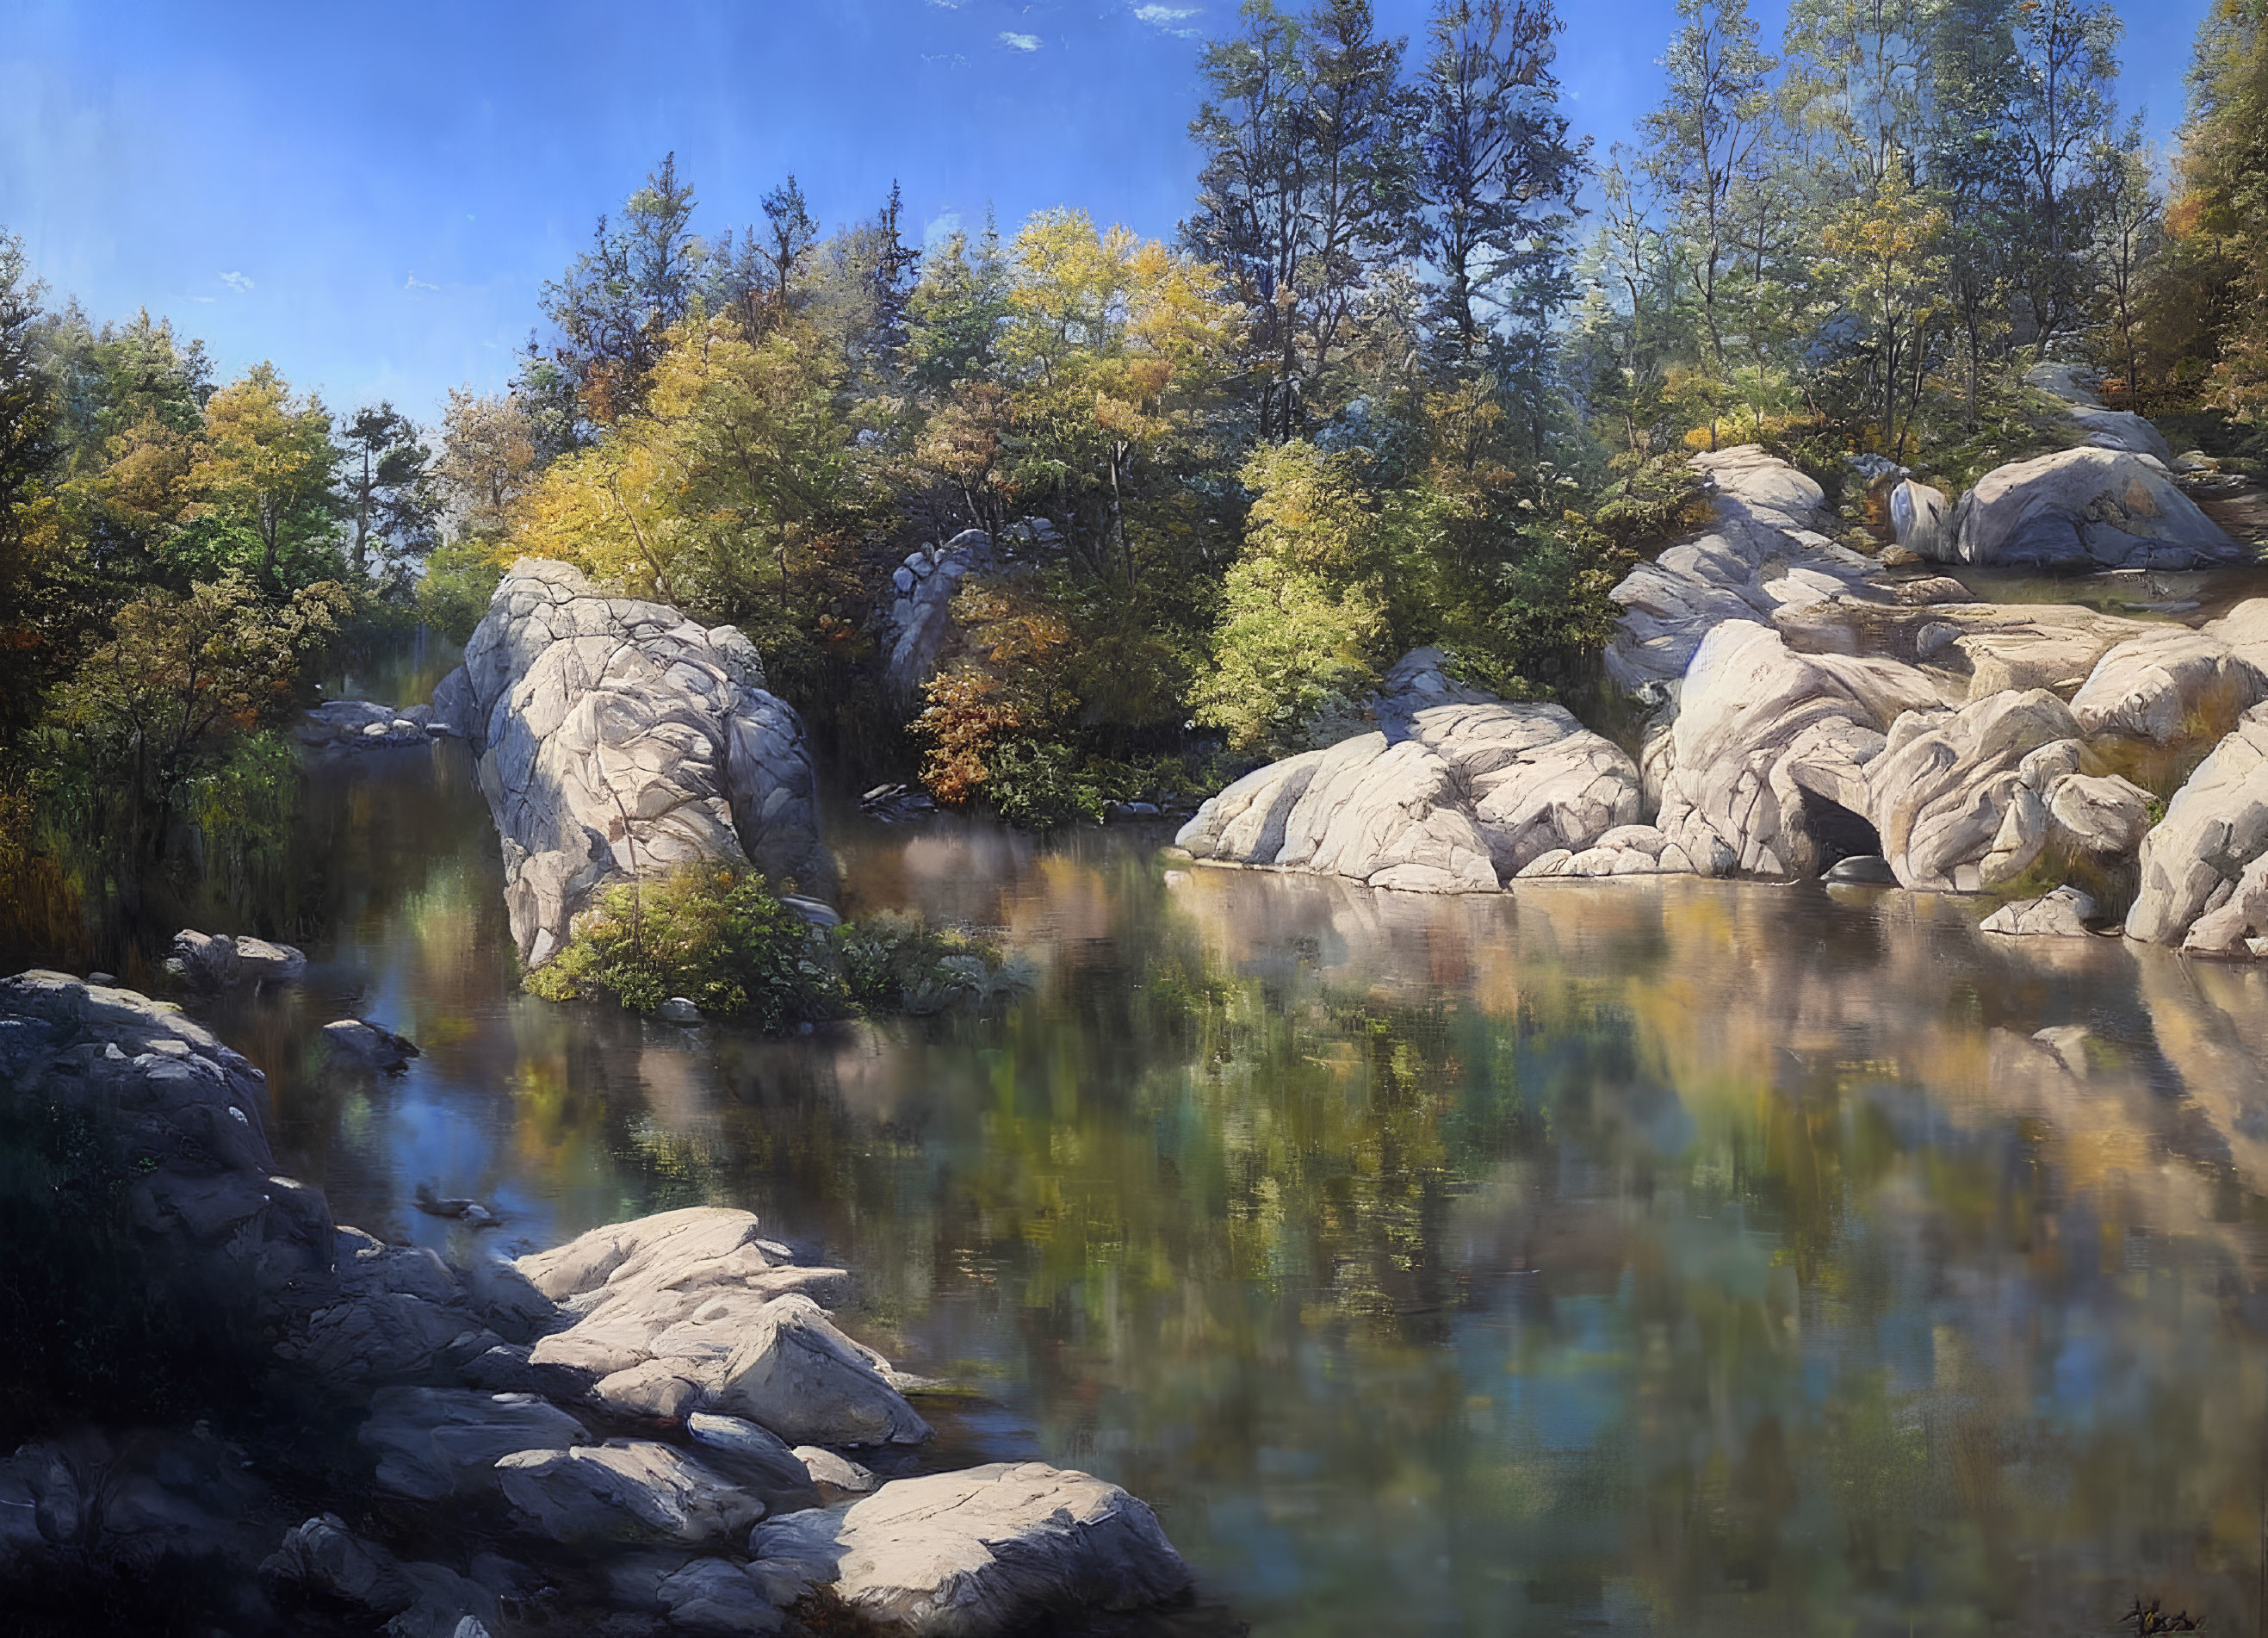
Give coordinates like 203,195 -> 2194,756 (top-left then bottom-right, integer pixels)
325,1017 -> 420,1070
1823,853 -> 1899,884
1981,885 -> 2098,937
166,928 -> 308,987
656,1557 -> 785,1635
1943,448 -> 2247,570
752,1461 -> 1193,1637
1175,649 -> 1640,892
294,698 -> 443,750
436,558 -> 835,968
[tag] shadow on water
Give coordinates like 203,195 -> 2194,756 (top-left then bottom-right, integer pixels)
149,742 -> 2268,1635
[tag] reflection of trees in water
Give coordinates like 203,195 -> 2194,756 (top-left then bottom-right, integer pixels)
245,773 -> 2268,1631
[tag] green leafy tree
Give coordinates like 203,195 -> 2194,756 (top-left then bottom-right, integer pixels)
183,363 -> 340,589
337,402 -> 437,581
46,573 -> 347,861
539,152 -> 705,430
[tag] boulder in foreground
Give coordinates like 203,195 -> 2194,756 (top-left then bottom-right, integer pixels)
753,1461 -> 1193,1636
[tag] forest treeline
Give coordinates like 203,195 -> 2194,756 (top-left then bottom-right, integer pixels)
0,0 -> 2264,953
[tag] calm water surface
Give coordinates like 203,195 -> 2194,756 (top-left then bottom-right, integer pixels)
190,726 -> 2268,1637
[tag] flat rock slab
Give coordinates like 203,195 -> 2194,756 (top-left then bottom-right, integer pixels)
360,1387 -> 588,1500
498,1440 -> 765,1547
437,558 -> 835,967
753,1462 -> 1193,1637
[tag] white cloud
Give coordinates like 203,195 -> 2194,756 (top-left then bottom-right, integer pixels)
925,0 -> 967,7
1132,4 -> 1199,22
406,272 -> 439,290
219,270 -> 253,293
999,30 -> 1041,50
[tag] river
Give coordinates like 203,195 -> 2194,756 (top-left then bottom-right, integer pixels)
183,687 -> 2268,1635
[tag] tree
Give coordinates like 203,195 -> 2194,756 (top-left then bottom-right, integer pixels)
183,363 -> 339,589
759,176 -> 818,314
539,153 -> 705,428
337,403 -> 436,580
996,209 -> 1242,585
1193,440 -> 1390,752
1819,153 -> 1949,456
48,573 -> 347,860
2008,0 -> 2124,343
434,388 -> 539,539
1922,0 -> 2026,427
907,220 -> 1012,393
1185,0 -> 1417,439
2088,133 -> 2162,406
1415,0 -> 1587,371
0,232 -> 59,726
1642,0 -> 1779,374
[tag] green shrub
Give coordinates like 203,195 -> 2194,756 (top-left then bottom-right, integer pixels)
982,737 -> 1111,829
834,910 -> 1036,1015
526,866 -> 843,1030
416,541 -> 507,642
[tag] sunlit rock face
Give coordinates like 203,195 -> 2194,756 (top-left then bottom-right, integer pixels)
431,558 -> 835,966
1939,447 -> 2248,571
1646,621 -> 1945,881
1604,444 -> 1891,694
2127,703 -> 2268,953
1175,649 -> 1642,891
753,1462 -> 1193,1636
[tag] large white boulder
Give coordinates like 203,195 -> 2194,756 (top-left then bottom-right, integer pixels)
1605,445 -> 1890,693
1649,622 -> 1946,879
2069,624 -> 2268,745
1943,448 -> 2247,570
2127,703 -> 2268,952
1865,691 -> 2103,890
751,1462 -> 1193,1636
1175,652 -> 1640,892
437,558 -> 834,967
518,1208 -> 928,1447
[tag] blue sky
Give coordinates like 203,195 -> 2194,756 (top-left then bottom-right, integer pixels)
0,0 -> 2213,428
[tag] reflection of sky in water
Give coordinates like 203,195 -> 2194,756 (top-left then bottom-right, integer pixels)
178,744 -> 2268,1635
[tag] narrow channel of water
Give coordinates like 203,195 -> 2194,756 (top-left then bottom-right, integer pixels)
184,734 -> 2268,1635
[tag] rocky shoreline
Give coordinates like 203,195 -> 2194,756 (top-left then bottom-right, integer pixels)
0,971 -> 1196,1636
1175,374 -> 2268,958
